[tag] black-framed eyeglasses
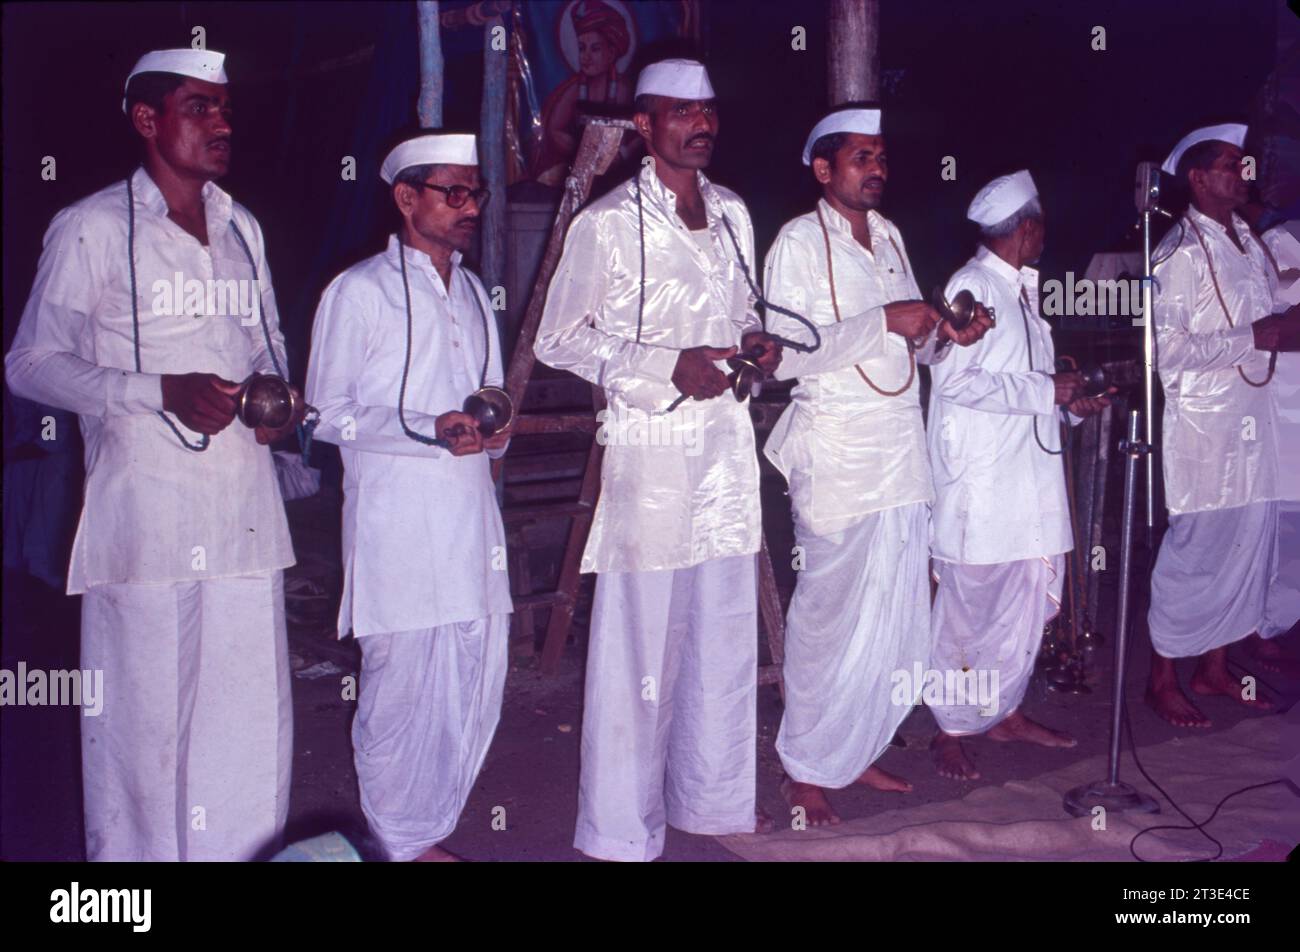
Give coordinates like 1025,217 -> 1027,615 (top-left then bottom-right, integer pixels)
411,182 -> 491,209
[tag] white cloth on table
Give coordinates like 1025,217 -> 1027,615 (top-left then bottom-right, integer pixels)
305,235 -> 513,637
927,245 -> 1076,564
4,166 -> 295,594
929,556 -> 1063,735
1152,207 -> 1281,517
762,199 -> 946,538
1149,502 -> 1279,657
352,617 -> 508,860
575,554 -> 757,862
535,164 -> 762,575
777,503 -> 931,789
80,571 -> 292,861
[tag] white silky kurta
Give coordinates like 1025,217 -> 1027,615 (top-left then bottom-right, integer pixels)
928,246 -> 1074,565
1262,223 -> 1300,638
6,167 -> 296,861
762,201 -> 943,787
305,236 -> 513,638
763,200 -> 944,537
1148,209 -> 1285,656
535,164 -> 763,575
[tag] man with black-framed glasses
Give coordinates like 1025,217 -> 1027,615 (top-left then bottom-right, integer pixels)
305,131 -> 512,862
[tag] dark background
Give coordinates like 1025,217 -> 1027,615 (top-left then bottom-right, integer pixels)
2,0 -> 1285,376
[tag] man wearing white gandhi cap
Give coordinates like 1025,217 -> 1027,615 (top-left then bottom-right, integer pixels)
306,131 -> 511,861
536,58 -> 783,860
6,48 -> 300,860
926,170 -> 1110,780
763,106 -> 991,823
1144,123 -> 1299,727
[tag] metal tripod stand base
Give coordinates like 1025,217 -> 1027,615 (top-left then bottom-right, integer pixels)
1063,780 -> 1160,818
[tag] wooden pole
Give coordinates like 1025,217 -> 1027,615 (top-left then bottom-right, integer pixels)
417,0 -> 444,128
827,0 -> 879,106
480,13 -> 508,315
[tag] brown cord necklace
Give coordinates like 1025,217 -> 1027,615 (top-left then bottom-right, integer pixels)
816,205 -> 915,396
1184,214 -> 1276,388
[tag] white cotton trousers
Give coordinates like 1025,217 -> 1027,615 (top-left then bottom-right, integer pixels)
1263,501 -> 1300,639
777,503 -> 931,789
80,571 -> 292,861
1149,502 -> 1278,658
929,555 -> 1063,735
575,554 -> 758,862
352,616 -> 508,861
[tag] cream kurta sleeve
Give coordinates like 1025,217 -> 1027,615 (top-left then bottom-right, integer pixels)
536,209 -> 682,412
6,206 -> 164,418
934,271 -> 1055,416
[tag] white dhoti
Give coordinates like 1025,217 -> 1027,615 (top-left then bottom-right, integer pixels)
575,554 -> 757,862
929,555 -> 1063,735
1149,502 -> 1278,657
1263,502 -> 1300,639
80,571 -> 292,861
776,502 -> 930,789
352,616 -> 508,861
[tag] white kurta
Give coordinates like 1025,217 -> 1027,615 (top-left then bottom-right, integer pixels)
5,167 -> 295,592
535,165 -> 762,575
763,200 -> 944,537
305,236 -> 513,637
928,246 -> 1074,565
575,555 -> 757,862
1152,207 -> 1281,517
1262,222 -> 1300,637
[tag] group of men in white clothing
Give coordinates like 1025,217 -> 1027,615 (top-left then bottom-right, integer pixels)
7,47 -> 1296,864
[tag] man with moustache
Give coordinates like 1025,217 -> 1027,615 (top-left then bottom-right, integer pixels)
305,132 -> 512,862
6,49 -> 300,860
535,58 -> 782,861
762,107 -> 991,824
1145,125 -> 1299,727
926,171 -> 1108,780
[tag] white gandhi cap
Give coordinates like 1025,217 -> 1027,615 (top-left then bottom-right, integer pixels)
123,48 -> 227,114
634,58 -> 715,100
967,169 -> 1039,226
380,133 -> 479,185
1160,123 -> 1247,176
802,108 -> 882,165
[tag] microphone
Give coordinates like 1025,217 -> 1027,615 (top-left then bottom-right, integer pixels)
1134,161 -> 1171,218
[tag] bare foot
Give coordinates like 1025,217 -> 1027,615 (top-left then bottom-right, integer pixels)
854,764 -> 913,792
779,775 -> 840,827
1144,681 -> 1212,728
412,844 -> 462,862
1245,633 -> 1293,676
931,731 -> 980,780
987,710 -> 1077,748
1190,664 -> 1275,711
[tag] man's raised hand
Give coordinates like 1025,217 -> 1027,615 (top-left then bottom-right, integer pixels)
435,410 -> 484,456
884,300 -> 941,341
741,331 -> 783,375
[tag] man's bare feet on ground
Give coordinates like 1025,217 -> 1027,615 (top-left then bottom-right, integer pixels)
1189,664 -> 1275,711
854,764 -> 913,792
987,710 -> 1077,747
931,731 -> 980,780
779,775 -> 840,826
1145,681 -> 1213,728
1245,633 -> 1295,676
412,844 -> 462,862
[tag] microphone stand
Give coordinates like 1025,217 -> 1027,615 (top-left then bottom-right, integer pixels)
1063,171 -> 1165,818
